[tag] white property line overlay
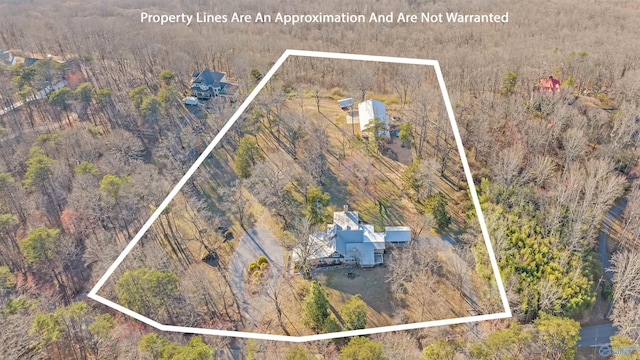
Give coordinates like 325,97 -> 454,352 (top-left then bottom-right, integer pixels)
88,49 -> 512,342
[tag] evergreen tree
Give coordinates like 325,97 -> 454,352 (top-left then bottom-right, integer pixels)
250,68 -> 263,82
399,122 -> 415,148
469,322 -> 532,359
158,86 -> 181,110
99,174 -> 129,202
235,135 -> 263,179
322,316 -> 342,334
285,346 -> 313,360
159,70 -> 177,85
75,161 -> 100,176
307,186 -> 331,225
96,88 -> 112,106
139,333 -> 214,360
302,281 -> 330,330
75,82 -> 93,106
115,268 -> 179,316
129,85 -> 151,109
23,147 -> 55,190
48,87 -> 74,124
534,313 -> 580,360
339,337 -> 385,360
140,96 -> 162,121
0,266 -> 15,290
19,227 -> 59,264
340,294 -> 367,330
422,339 -> 462,360
424,192 -> 451,231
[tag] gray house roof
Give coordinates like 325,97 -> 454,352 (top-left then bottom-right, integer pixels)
385,226 -> 412,242
24,57 -> 41,67
333,210 -> 359,230
335,230 -> 365,255
362,224 -> 386,250
338,98 -> 354,109
190,68 -> 239,98
294,207 -> 412,267
345,243 -> 375,266
192,68 -> 225,88
0,50 -> 15,65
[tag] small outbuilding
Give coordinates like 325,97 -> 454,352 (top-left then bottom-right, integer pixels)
338,98 -> 355,110
384,226 -> 412,244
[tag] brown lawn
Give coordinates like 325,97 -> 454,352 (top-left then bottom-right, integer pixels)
315,266 -> 396,328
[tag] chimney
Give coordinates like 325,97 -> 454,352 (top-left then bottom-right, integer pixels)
343,204 -> 349,212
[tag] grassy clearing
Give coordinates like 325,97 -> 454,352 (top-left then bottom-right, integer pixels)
315,267 -> 395,328
365,91 -> 402,106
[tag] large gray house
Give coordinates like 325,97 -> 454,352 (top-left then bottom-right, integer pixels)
190,68 -> 238,100
293,206 -> 411,268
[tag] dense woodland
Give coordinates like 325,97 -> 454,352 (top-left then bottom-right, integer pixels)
1,0 -> 640,359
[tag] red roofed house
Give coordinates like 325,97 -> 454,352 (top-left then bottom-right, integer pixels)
537,75 -> 561,93
64,71 -> 86,88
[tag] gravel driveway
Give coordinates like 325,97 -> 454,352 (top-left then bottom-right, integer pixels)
229,226 -> 285,327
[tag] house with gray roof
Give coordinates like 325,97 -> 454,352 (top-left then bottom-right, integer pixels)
0,50 -> 16,66
293,205 -> 411,268
190,68 -> 238,100
24,57 -> 42,67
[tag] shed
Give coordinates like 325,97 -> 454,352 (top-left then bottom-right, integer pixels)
338,98 -> 354,110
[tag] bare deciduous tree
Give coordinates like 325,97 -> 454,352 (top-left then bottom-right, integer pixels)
610,249 -> 640,343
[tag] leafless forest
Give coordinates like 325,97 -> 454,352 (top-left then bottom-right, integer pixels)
1,0 -> 640,359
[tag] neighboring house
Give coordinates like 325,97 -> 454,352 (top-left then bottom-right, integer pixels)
358,99 -> 390,138
0,50 -> 16,66
294,205 -> 411,268
24,57 -> 42,67
536,75 -> 561,93
64,71 -> 86,88
190,68 -> 238,100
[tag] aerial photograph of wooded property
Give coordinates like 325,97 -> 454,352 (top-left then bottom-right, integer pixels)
93,57 -> 503,338
1,0 -> 640,359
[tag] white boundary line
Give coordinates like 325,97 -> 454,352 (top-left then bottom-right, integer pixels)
88,49 -> 511,342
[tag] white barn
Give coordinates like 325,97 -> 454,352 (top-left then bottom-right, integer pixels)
358,99 -> 390,138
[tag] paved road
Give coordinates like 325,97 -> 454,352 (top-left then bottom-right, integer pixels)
579,198 -> 628,348
598,198 -> 627,280
578,324 -> 617,348
229,226 -> 285,328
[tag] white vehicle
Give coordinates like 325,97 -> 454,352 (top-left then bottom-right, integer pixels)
182,96 -> 198,106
